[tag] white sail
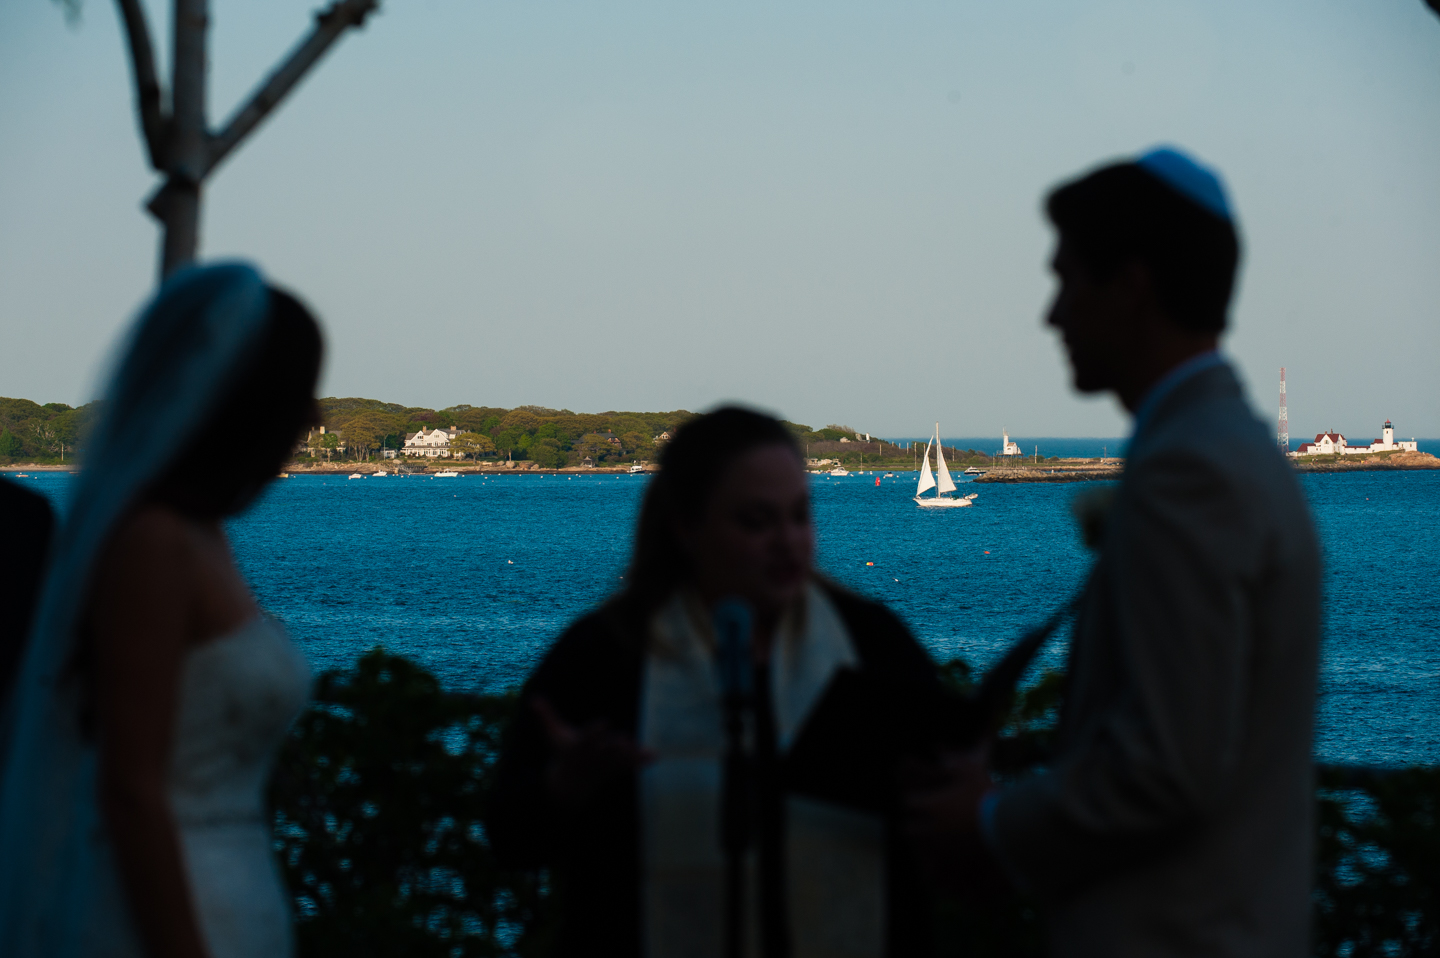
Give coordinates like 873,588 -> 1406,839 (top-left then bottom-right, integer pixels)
935,423 -> 956,495
916,438 -> 936,495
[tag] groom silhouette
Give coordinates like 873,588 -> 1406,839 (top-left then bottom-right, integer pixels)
908,147 -> 1323,958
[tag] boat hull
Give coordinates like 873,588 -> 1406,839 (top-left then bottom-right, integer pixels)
914,497 -> 972,508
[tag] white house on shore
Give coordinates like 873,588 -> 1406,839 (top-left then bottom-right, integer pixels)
1292,420 -> 1418,457
403,425 -> 459,458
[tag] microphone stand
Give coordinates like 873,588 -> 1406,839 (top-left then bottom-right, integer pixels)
714,600 -> 754,958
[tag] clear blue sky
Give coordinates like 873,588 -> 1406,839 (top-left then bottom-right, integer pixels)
2,0 -> 1437,439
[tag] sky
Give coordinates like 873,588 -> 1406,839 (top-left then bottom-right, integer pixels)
2,0 -> 1437,440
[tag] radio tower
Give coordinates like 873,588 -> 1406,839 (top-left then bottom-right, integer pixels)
1277,367 -> 1289,453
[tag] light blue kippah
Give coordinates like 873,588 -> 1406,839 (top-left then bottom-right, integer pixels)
1136,146 -> 1233,222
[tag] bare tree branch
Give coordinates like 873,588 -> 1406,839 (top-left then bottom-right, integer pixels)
113,0 -> 168,169
204,0 -> 379,178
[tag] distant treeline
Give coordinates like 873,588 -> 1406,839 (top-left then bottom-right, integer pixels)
0,397 -> 100,463
0,395 -> 887,469
310,398 -> 886,468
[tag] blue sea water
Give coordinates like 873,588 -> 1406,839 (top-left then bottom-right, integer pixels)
11,468 -> 1438,766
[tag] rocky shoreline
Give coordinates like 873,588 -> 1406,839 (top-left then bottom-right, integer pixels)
970,450 -> 1439,483
283,462 -> 656,476
6,451 -> 1436,482
1290,451 -> 1439,473
973,460 -> 1125,484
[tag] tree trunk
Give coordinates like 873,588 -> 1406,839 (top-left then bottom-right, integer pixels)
159,0 -> 208,279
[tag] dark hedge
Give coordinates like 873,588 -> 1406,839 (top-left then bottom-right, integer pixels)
270,649 -> 1437,958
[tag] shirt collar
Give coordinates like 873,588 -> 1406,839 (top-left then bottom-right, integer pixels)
1129,350 -> 1225,440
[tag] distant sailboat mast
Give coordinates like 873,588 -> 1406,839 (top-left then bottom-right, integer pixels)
935,423 -> 956,496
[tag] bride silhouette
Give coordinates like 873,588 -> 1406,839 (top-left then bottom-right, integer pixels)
0,263 -> 323,958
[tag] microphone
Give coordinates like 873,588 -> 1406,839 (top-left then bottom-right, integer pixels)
712,598 -> 754,958
714,598 -> 753,703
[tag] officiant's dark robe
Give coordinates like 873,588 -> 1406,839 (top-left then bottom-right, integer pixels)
488,580 -> 963,958
0,478 -> 54,713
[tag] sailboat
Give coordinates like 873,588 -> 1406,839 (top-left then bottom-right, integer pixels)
914,423 -> 978,508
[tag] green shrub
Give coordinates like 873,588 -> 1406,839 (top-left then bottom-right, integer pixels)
1315,765 -> 1440,956
270,649 -> 550,958
272,651 -> 1437,958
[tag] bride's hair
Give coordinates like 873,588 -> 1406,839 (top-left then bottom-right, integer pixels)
147,287 -> 322,518
621,406 -> 801,617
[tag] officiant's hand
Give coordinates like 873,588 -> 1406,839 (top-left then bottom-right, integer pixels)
533,696 -> 654,810
903,746 -> 1011,899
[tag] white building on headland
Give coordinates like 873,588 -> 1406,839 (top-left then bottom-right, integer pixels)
1001,428 -> 1021,456
403,425 -> 458,457
1292,420 -> 1418,457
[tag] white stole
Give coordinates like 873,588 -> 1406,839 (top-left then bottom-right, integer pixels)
639,583 -> 886,958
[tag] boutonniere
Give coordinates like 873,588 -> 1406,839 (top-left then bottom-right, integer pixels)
1070,486 -> 1118,551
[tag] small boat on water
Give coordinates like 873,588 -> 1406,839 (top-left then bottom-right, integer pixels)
435,470 -> 460,478
829,466 -> 850,477
915,423 -> 976,509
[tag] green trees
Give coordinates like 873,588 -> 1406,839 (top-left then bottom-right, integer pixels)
528,438 -> 566,469
270,651 -> 547,958
0,397 -> 100,462
620,431 -> 650,457
339,412 -> 403,460
575,432 -> 615,462
449,432 -> 496,460
1,395 -> 705,467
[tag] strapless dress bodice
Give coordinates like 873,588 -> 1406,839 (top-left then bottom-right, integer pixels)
169,616 -> 312,824
171,617 -> 311,958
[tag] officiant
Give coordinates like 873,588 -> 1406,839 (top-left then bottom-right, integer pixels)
487,407 -> 961,958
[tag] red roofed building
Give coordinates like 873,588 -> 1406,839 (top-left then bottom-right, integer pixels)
1291,421 -> 1418,457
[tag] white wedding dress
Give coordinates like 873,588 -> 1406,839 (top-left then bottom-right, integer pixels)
84,617 -> 312,958
170,617 -> 312,958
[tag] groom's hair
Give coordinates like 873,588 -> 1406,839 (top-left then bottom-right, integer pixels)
1046,163 -> 1241,333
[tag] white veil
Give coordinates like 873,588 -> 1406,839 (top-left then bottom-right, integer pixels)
0,262 -> 273,956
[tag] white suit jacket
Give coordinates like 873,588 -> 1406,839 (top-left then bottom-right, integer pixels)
991,362 -> 1322,957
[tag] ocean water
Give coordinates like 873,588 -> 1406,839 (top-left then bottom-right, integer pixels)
11,468 -> 1438,766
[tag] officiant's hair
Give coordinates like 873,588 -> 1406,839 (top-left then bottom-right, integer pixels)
148,287 -> 322,518
1046,163 -> 1240,333
624,407 -> 801,613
